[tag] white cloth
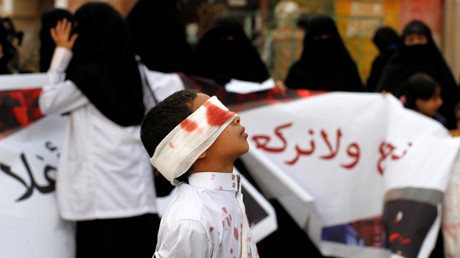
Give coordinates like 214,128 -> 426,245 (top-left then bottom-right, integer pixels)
224,78 -> 275,94
39,47 -> 158,220
154,172 -> 259,258
151,96 -> 237,185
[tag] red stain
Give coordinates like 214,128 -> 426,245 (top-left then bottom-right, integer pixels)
210,227 -> 214,232
180,119 -> 198,132
229,214 -> 232,221
222,207 -> 228,213
234,227 -> 239,240
169,142 -> 175,149
230,248 -> 233,254
389,233 -> 411,245
204,101 -> 235,127
227,217 -> 231,226
389,233 -> 399,242
401,238 -> 411,244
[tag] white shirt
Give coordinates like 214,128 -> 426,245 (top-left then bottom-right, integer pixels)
39,47 -> 158,220
155,172 -> 259,258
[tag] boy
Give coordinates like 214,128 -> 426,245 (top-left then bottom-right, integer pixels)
140,89 -> 259,257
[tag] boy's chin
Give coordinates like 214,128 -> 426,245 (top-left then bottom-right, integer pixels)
241,145 -> 250,155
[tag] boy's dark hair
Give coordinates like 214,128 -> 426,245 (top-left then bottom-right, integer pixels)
140,89 -> 199,157
402,73 -> 439,110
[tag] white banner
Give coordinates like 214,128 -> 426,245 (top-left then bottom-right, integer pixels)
239,92 -> 460,258
3,73 -> 460,257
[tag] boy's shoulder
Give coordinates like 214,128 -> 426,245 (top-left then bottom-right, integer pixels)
163,184 -> 205,222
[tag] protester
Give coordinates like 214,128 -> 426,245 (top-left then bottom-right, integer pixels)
400,73 -> 446,127
38,3 -> 159,257
39,8 -> 73,72
375,20 -> 459,129
193,16 -> 270,85
284,15 -> 365,92
366,26 -> 399,92
140,89 -> 259,257
126,0 -> 193,74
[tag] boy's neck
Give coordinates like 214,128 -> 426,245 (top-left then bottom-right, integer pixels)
190,158 -> 235,174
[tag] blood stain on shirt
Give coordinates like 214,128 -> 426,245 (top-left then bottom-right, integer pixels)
168,142 -> 175,149
222,207 -> 228,213
234,227 -> 239,240
210,226 -> 214,232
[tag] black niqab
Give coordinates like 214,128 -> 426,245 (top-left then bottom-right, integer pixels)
375,20 -> 459,129
284,15 -> 364,92
192,16 -> 270,85
66,2 -> 144,126
39,8 -> 74,72
126,0 -> 192,73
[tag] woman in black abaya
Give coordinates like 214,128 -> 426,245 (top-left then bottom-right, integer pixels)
366,26 -> 399,92
284,15 -> 365,92
39,3 -> 160,257
126,0 -> 192,73
192,16 -> 270,85
375,20 -> 459,129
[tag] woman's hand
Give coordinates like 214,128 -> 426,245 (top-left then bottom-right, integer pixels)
50,19 -> 78,50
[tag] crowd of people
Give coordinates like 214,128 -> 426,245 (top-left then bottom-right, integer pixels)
1,0 -> 459,257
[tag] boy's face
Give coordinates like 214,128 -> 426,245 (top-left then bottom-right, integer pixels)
192,93 -> 249,161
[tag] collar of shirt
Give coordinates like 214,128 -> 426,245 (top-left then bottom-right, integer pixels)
188,172 -> 240,192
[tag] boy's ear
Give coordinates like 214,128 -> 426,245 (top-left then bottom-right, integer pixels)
197,152 -> 207,160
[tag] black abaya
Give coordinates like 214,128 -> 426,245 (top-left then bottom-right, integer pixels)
284,15 -> 365,92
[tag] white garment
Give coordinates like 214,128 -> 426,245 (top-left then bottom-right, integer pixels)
154,172 -> 259,258
39,47 -> 158,220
